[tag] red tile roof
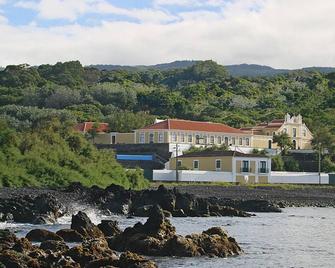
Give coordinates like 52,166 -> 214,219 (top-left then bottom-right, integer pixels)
74,122 -> 109,133
140,119 -> 244,134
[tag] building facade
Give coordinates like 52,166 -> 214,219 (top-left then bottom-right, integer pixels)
169,150 -> 271,183
241,114 -> 313,150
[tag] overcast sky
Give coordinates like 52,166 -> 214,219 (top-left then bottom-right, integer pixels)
0,0 -> 334,68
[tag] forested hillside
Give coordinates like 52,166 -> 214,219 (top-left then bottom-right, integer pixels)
0,60 -> 334,183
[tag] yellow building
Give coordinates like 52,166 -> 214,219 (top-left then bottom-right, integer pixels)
169,150 -> 271,183
241,114 -> 313,150
135,118 -> 254,148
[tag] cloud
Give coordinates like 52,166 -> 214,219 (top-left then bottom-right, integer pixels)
1,0 -> 335,68
153,0 -> 226,7
15,0 -> 176,23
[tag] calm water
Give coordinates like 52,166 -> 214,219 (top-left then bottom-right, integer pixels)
1,207 -> 334,268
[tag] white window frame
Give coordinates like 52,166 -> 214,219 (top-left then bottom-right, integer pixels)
149,133 -> 154,143
232,137 -> 236,145
217,136 -> 222,144
215,159 -> 222,171
158,132 -> 164,143
241,160 -> 250,173
193,160 -> 199,170
171,132 -> 177,142
188,134 -> 193,143
293,128 -> 297,137
139,132 -> 145,143
210,136 -> 215,144
181,133 -> 185,143
246,138 -> 250,146
239,138 -> 243,146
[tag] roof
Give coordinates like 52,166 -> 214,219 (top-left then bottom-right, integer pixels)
74,122 -> 109,133
176,150 -> 269,158
140,119 -> 244,134
241,118 -> 285,132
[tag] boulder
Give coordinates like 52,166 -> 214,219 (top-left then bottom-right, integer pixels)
26,229 -> 63,242
98,220 -> 121,237
66,238 -> 117,267
0,229 -> 18,251
56,229 -> 84,242
0,250 -> 40,268
40,240 -> 69,252
71,211 -> 104,239
118,251 -> 157,268
109,205 -> 242,258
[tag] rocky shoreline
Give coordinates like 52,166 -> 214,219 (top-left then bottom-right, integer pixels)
0,183 -> 283,224
0,206 -> 241,267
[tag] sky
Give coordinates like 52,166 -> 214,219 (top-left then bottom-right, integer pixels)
0,0 -> 334,68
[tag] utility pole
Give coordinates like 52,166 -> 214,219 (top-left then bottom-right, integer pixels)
318,143 -> 321,185
175,143 -> 179,182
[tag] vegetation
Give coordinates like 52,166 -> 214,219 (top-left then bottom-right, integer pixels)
0,117 -> 149,189
0,59 -> 334,184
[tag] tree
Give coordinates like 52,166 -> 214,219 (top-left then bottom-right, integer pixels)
273,133 -> 293,154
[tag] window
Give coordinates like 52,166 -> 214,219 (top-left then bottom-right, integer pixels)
225,137 -> 229,145
217,136 -> 222,144
303,129 -> 306,137
195,135 -> 200,144
293,128 -> 297,137
268,140 -> 272,149
246,138 -> 250,146
193,160 -> 199,170
210,136 -> 215,144
215,159 -> 221,171
181,133 -> 185,143
239,138 -> 243,145
293,140 -> 296,149
188,134 -> 193,143
232,137 -> 236,145
203,136 -> 207,144
149,133 -> 154,143
241,160 -> 249,172
259,161 -> 267,173
139,133 -> 145,143
171,132 -> 177,142
158,133 -> 164,143
177,160 -> 182,167
272,132 -> 276,136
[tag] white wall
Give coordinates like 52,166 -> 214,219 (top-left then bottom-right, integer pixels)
153,170 -> 330,184
153,170 -> 233,182
270,172 -> 329,184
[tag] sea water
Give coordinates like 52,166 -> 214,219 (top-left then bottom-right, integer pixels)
1,207 -> 334,268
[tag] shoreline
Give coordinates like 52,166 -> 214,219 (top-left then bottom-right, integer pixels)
1,183 -> 335,208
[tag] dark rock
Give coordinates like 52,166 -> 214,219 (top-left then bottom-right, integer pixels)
0,229 -> 19,251
0,250 -> 40,268
0,193 -> 66,224
66,238 -> 117,267
109,205 -> 241,258
40,240 -> 69,252
12,238 -> 34,253
71,211 -> 104,239
118,251 -> 157,268
56,229 -> 84,242
98,220 -> 122,237
26,229 -> 63,242
209,204 -> 253,217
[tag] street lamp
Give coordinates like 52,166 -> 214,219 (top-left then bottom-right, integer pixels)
318,142 -> 322,185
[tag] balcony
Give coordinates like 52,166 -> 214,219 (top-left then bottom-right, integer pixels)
259,168 -> 269,174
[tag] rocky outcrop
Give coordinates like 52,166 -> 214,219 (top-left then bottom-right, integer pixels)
108,205 -> 242,258
0,229 -> 157,268
56,229 -> 84,242
70,211 -> 104,239
26,229 -> 63,242
0,193 -> 66,224
97,220 -> 122,237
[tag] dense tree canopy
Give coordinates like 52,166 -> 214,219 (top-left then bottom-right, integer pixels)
0,59 -> 334,179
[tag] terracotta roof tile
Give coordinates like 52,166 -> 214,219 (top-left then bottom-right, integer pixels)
74,122 -> 109,133
141,119 -> 244,134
